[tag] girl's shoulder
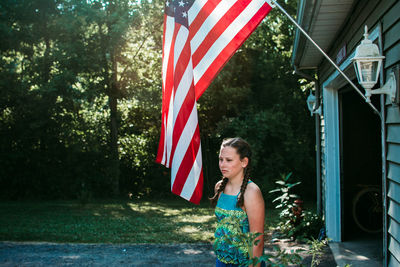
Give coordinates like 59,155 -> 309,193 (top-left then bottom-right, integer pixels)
247,180 -> 260,190
244,181 -> 263,197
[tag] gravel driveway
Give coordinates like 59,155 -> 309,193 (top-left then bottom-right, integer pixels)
0,242 -> 216,267
0,241 -> 337,266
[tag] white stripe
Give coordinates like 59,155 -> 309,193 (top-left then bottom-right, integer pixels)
170,102 -> 198,187
193,0 -> 265,84
190,0 -> 236,53
173,58 -> 193,125
166,90 -> 174,167
180,143 -> 202,200
174,26 -> 189,69
162,16 -> 175,89
188,0 -> 208,26
161,115 -> 167,165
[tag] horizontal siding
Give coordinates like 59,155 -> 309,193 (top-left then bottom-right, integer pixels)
384,2 -> 400,263
389,253 -> 400,267
346,0 -> 394,56
387,106 -> 400,124
384,18 -> 400,51
382,0 -> 400,32
384,42 -> 400,68
388,180 -> 400,204
389,199 -> 400,225
389,219 -> 400,244
319,0 -> 396,81
389,235 -> 400,265
388,143 -> 400,164
388,162 -> 400,184
387,125 -> 400,144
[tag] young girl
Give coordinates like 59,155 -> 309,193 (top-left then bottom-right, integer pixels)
210,137 -> 265,267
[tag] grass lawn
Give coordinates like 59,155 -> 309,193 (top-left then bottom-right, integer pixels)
0,199 -> 280,243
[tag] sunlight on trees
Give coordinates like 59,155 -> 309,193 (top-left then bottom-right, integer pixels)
0,0 -> 314,201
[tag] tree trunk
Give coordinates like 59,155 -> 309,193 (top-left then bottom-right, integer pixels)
109,93 -> 120,196
109,45 -> 120,196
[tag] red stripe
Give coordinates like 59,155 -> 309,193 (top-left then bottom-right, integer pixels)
191,0 -> 252,68
171,124 -> 201,194
157,21 -> 178,164
173,30 -> 191,95
169,81 -> 196,165
189,171 -> 203,205
194,3 -> 271,99
188,0 -> 221,40
158,1 -> 272,204
157,15 -> 172,163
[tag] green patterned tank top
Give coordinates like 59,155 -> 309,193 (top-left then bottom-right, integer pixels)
214,189 -> 250,266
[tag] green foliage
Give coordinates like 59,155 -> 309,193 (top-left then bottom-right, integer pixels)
199,0 -> 315,200
216,216 -> 264,265
217,216 -> 303,266
294,211 -> 325,241
307,238 -> 328,267
262,245 -> 303,267
269,173 -> 301,237
270,173 -> 324,241
0,0 -> 315,201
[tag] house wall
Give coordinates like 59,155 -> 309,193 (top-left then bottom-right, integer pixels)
317,0 -> 400,265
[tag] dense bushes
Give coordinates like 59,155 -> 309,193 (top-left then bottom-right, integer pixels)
0,0 -> 315,201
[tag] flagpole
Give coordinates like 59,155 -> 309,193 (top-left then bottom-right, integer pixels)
269,0 -> 381,117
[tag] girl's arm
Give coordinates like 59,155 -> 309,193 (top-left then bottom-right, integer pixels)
244,183 -> 265,267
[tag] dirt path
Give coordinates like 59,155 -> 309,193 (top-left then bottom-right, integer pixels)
0,241 -> 337,266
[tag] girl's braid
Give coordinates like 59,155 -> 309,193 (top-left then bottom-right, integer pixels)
237,166 -> 251,208
210,177 -> 228,206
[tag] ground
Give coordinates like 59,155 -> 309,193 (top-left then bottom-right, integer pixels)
0,240 -> 337,266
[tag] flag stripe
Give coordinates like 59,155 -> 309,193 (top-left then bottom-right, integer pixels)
172,124 -> 201,195
189,0 -> 235,54
179,141 -> 202,200
170,80 -> 195,165
171,102 -> 199,186
194,0 -> 271,98
158,0 -> 272,204
193,0 -> 267,83
189,168 -> 203,204
188,0 -> 221,40
157,15 -> 175,165
191,0 -> 252,68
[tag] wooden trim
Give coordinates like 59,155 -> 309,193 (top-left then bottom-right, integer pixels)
322,86 -> 341,242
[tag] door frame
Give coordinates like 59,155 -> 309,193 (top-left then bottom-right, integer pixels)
321,26 -> 381,242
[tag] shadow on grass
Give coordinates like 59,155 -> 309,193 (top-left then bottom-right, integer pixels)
0,198 -> 280,244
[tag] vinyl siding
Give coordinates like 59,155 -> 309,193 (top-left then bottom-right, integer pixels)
383,1 -> 400,262
320,114 -> 326,214
316,0 -> 400,263
387,142 -> 400,266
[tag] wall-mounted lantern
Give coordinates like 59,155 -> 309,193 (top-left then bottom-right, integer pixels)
352,26 -> 398,103
306,90 -> 321,116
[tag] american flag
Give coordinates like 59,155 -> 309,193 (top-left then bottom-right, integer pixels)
157,0 -> 273,204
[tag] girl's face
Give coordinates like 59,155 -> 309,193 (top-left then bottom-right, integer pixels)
219,146 -> 248,180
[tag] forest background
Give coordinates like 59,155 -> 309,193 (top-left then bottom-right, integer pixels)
0,0 -> 316,203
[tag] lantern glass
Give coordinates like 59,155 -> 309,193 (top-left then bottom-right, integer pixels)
360,60 -> 379,82
307,93 -> 316,111
354,58 -> 382,90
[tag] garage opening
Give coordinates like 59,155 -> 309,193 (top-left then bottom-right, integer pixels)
339,85 -> 383,243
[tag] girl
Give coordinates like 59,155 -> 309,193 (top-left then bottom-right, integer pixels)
210,137 -> 265,267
